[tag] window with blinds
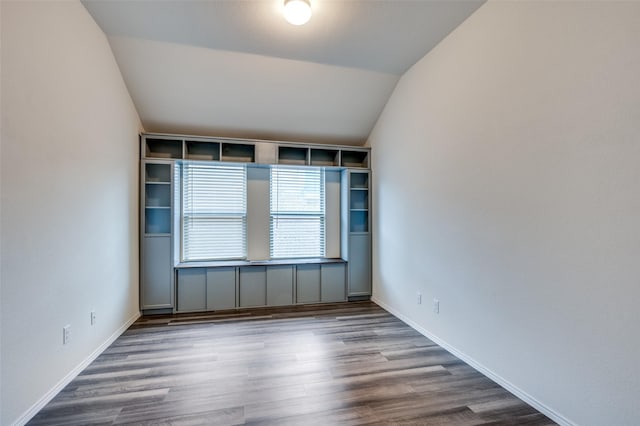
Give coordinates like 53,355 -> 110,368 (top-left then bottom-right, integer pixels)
182,163 -> 247,261
270,166 -> 325,258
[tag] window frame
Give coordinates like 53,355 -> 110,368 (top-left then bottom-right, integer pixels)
269,165 -> 326,259
179,161 -> 248,262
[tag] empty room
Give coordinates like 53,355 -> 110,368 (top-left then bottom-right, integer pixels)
1,1 -> 639,425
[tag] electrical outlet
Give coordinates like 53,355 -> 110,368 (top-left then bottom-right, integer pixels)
433,299 -> 440,314
63,325 -> 71,344
90,311 -> 96,326
417,292 -> 422,305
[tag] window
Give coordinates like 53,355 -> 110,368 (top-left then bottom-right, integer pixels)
270,166 -> 325,258
181,163 -> 247,261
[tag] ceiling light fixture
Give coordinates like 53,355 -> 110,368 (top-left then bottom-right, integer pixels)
283,0 -> 312,26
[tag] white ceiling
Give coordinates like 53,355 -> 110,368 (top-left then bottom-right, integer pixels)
83,0 -> 485,145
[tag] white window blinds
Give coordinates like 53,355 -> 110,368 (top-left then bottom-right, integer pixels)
270,166 -> 325,258
182,163 -> 247,261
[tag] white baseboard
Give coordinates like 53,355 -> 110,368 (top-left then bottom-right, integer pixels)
12,311 -> 141,426
371,297 -> 575,426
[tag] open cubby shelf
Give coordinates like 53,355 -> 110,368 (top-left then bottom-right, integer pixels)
221,143 -> 255,163
349,190 -> 369,210
145,138 -> 182,159
350,172 -> 369,188
145,208 -> 171,234
310,148 -> 340,167
186,141 -> 220,161
142,134 -> 369,169
349,210 -> 369,233
145,163 -> 171,182
145,184 -> 171,207
143,137 -> 256,164
341,150 -> 369,168
278,146 -> 308,165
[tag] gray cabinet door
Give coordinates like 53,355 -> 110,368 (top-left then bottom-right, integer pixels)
267,265 -> 294,306
321,263 -> 346,302
349,234 -> 371,296
177,269 -> 206,312
141,236 -> 173,309
206,267 -> 237,310
297,264 -> 321,303
239,266 -> 266,307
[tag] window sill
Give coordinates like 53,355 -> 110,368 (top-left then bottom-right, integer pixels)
175,257 -> 345,269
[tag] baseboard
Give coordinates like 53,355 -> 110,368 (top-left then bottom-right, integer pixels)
371,297 -> 575,426
12,311 -> 141,426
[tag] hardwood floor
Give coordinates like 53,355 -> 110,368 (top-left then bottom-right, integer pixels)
29,302 -> 555,425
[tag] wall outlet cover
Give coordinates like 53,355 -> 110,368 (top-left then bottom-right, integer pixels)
63,325 -> 71,344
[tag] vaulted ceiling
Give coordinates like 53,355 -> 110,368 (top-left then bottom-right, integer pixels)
82,0 -> 485,145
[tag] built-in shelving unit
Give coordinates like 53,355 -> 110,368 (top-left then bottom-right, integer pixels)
349,172 -> 369,233
175,261 -> 346,313
144,163 -> 172,235
141,160 -> 174,311
140,132 -> 372,314
143,136 -> 256,164
341,169 -> 371,299
142,133 -> 368,169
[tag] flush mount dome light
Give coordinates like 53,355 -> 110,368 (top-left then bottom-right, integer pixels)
283,0 -> 312,26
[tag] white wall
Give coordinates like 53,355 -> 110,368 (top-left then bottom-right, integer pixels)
247,167 -> 271,260
106,36 -> 400,146
325,170 -> 341,258
1,2 -> 142,424
368,2 -> 640,425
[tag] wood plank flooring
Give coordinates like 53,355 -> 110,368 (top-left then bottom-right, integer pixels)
28,302 -> 556,425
